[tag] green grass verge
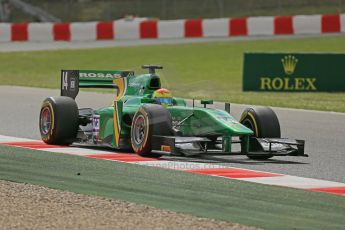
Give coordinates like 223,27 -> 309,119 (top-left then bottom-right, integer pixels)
1,36 -> 345,112
0,145 -> 344,229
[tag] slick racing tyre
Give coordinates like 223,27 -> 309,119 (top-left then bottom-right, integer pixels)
240,106 -> 281,160
39,96 -> 79,145
131,104 -> 172,157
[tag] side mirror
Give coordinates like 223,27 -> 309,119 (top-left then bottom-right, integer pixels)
200,99 -> 213,108
225,103 -> 230,114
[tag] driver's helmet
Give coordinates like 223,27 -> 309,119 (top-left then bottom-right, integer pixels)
152,88 -> 173,107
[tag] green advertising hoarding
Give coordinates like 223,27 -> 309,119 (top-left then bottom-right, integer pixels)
243,53 -> 345,92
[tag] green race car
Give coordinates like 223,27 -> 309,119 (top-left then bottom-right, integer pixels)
39,65 -> 307,160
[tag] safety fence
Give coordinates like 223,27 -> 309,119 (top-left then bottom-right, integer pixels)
4,0 -> 345,22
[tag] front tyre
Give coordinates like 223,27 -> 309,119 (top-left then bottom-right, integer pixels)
39,96 -> 79,145
131,104 -> 172,157
240,106 -> 281,160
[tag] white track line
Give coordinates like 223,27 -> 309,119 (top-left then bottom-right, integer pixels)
240,175 -> 345,189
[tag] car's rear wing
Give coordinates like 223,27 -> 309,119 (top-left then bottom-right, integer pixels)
60,70 -> 134,99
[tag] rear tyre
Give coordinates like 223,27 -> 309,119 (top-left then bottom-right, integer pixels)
39,96 -> 79,145
240,106 -> 280,160
131,104 -> 172,157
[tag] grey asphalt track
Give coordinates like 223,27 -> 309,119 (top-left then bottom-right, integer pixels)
0,86 -> 344,183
